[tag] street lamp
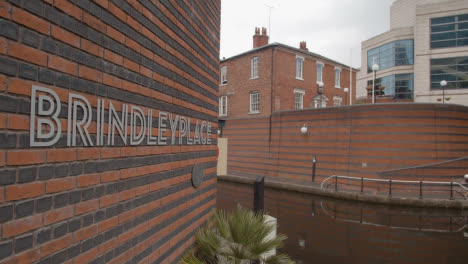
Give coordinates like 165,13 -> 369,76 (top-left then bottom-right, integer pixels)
440,80 -> 447,104
372,63 -> 379,104
317,81 -> 324,108
344,87 -> 349,105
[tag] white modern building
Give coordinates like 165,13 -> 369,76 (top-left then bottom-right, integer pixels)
357,0 -> 468,106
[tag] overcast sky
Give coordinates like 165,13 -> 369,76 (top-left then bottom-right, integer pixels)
220,0 -> 395,68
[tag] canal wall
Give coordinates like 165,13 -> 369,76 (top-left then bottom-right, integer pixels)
0,1 -> 219,263
222,103 -> 468,183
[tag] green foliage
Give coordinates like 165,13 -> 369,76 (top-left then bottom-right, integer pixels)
182,206 -> 295,264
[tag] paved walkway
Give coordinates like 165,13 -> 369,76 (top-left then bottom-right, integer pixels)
218,172 -> 468,209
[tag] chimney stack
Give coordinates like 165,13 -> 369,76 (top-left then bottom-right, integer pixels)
253,27 -> 269,48
299,41 -> 308,51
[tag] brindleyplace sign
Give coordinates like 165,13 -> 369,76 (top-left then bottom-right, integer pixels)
30,86 -> 213,147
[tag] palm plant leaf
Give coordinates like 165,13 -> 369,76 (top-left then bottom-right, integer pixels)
182,206 -> 295,264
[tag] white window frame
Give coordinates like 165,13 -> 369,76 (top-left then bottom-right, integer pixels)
294,89 -> 305,110
219,95 -> 227,116
251,57 -> 259,79
316,62 -> 324,83
314,95 -> 327,108
296,56 -> 304,80
221,66 -> 227,85
334,67 -> 341,88
249,91 -> 260,113
333,96 -> 342,107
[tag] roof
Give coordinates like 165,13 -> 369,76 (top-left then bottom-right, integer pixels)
220,42 -> 359,71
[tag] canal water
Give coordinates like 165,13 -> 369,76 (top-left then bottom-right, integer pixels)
217,180 -> 468,264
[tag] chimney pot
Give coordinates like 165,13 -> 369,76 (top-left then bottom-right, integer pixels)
253,26 -> 269,48
300,41 -> 308,51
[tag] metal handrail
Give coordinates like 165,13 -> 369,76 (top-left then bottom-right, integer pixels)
454,182 -> 468,192
320,175 -> 468,200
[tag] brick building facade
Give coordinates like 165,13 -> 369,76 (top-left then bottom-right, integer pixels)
0,0 -> 219,263
219,27 -> 357,120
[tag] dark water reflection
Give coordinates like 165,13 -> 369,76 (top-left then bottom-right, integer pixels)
217,180 -> 468,264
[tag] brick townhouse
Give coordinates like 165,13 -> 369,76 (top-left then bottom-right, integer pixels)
218,27 -> 358,120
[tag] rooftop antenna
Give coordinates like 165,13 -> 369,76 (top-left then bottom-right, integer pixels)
266,5 -> 274,40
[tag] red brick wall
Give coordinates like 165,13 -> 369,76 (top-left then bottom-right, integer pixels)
219,48 -> 273,119
0,0 -> 219,263
223,103 -> 468,182
378,156 -> 468,182
219,45 -> 357,119
272,47 -> 356,111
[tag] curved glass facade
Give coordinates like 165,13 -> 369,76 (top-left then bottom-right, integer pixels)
367,40 -> 414,73
367,73 -> 414,99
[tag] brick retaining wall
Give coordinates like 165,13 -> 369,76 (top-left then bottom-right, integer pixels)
223,103 -> 468,182
0,0 -> 219,263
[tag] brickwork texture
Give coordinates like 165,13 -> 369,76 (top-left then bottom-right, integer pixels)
219,44 -> 357,119
0,0 -> 220,263
223,103 -> 468,182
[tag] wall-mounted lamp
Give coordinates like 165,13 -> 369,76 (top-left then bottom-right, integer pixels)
300,124 -> 308,135
464,174 -> 468,184
217,129 -> 221,135
344,87 -> 349,105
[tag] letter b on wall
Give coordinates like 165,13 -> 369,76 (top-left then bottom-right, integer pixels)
30,86 -> 62,147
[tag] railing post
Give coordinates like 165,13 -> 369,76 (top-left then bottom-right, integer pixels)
419,181 -> 423,199
312,156 -> 317,182
450,182 -> 454,200
360,177 -> 364,194
389,180 -> 392,197
335,176 -> 338,192
254,176 -> 264,214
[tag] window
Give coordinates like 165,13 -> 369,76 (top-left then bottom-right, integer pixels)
294,89 -> 305,110
219,96 -> 227,116
221,66 -> 227,85
367,73 -> 414,99
334,68 -> 341,88
296,56 -> 304,80
333,96 -> 342,106
430,56 -> 468,89
367,39 -> 414,73
249,92 -> 260,113
313,95 -> 327,108
251,57 -> 259,79
431,14 -> 468,49
316,62 -> 324,83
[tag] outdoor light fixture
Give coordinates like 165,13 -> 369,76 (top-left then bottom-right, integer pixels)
372,63 -> 379,104
440,80 -> 447,104
344,87 -> 349,105
300,124 -> 308,135
217,129 -> 221,135
464,174 -> 468,184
